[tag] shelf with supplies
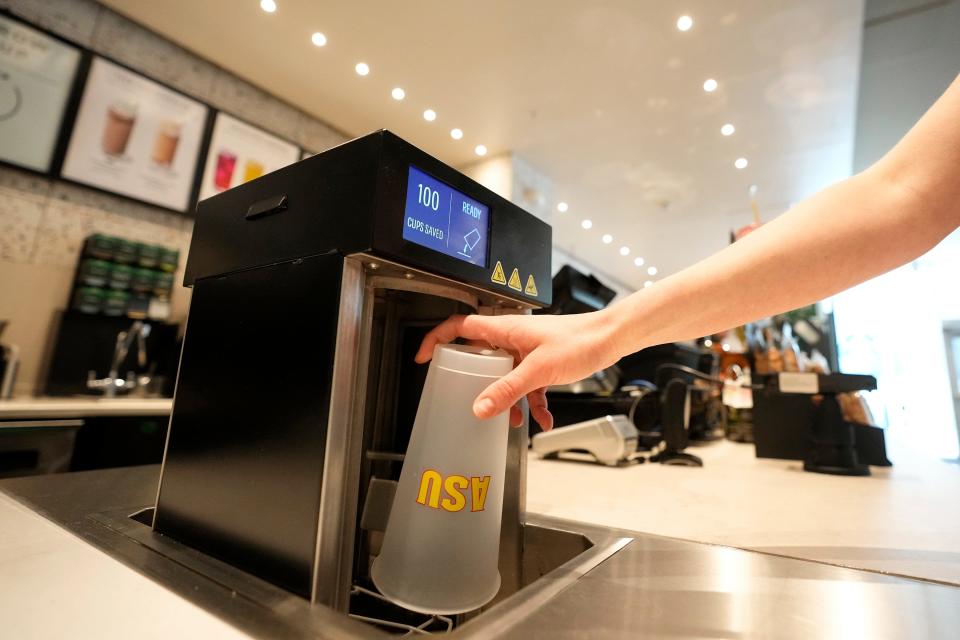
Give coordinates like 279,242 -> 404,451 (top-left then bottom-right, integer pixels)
70,233 -> 179,322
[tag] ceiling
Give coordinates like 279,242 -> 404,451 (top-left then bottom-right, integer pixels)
100,0 -> 865,291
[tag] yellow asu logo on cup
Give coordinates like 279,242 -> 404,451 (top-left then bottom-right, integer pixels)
416,469 -> 491,513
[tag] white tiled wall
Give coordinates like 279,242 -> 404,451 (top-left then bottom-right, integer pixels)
0,0 -> 348,395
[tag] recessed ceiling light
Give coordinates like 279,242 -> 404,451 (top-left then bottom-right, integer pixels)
556,202 -> 568,213
423,109 -> 436,122
633,257 -> 645,267
703,78 -> 718,92
619,246 -> 630,256
260,0 -> 277,13
644,280 -> 653,288
704,338 -> 713,347
722,343 -> 731,352
355,62 -> 370,76
647,266 -> 658,276
311,32 -> 327,47
474,144 -> 487,156
391,87 -> 405,101
734,157 -> 748,169
721,123 -> 735,136
581,219 -> 593,230
450,128 -> 463,140
676,15 -> 693,31
602,234 -> 613,244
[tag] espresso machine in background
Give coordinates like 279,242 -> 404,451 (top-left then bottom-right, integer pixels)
151,131 -> 608,633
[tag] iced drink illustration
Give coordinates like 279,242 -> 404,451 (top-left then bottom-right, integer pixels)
214,150 -> 237,191
102,101 -> 137,156
151,120 -> 182,167
242,160 -> 264,183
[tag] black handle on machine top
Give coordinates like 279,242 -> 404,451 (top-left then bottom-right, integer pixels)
246,194 -> 288,221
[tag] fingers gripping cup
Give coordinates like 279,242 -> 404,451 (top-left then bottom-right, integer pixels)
371,344 -> 514,615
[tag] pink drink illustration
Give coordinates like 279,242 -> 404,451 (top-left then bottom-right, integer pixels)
214,150 -> 237,191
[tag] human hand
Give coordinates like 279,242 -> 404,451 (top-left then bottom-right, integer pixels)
415,310 -> 622,430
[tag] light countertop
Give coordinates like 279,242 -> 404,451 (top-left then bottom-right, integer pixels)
0,491 -> 249,639
0,397 -> 172,420
526,438 -> 960,585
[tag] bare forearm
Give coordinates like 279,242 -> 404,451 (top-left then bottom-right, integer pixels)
420,76 -> 960,424
605,174 -> 940,353
604,75 -> 960,356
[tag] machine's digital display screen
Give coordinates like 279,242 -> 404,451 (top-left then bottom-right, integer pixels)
402,165 -> 489,267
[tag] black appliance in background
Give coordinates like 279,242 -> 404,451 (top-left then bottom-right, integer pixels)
753,372 -> 891,474
618,343 -> 716,388
40,311 -> 180,396
536,264 -> 616,315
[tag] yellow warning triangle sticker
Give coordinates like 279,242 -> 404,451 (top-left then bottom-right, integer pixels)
491,260 -> 507,285
508,268 -> 522,291
525,274 -> 538,296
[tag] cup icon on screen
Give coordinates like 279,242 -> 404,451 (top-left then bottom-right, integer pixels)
459,228 -> 482,259
214,151 -> 237,191
151,120 -> 182,167
102,101 -> 137,157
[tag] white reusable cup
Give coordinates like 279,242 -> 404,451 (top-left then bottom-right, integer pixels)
371,343 -> 513,614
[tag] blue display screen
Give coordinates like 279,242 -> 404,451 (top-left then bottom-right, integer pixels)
402,165 -> 489,267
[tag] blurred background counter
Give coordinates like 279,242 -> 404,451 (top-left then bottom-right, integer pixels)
527,439 -> 960,586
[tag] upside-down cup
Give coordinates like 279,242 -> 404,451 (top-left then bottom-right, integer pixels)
371,344 -> 513,614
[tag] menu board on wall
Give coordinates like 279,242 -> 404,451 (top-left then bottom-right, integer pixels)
60,56 -> 208,212
198,112 -> 300,201
0,15 -> 81,172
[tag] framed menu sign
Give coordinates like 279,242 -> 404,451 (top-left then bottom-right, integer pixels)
0,14 -> 82,173
197,112 -> 300,201
60,56 -> 209,212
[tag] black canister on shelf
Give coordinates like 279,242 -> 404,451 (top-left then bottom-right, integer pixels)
83,234 -> 118,261
114,239 -> 139,264
77,259 -> 112,287
108,263 -> 133,290
131,267 -> 158,293
138,244 -> 162,269
103,290 -> 130,316
72,287 -> 105,314
153,271 -> 174,296
159,247 -> 180,273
